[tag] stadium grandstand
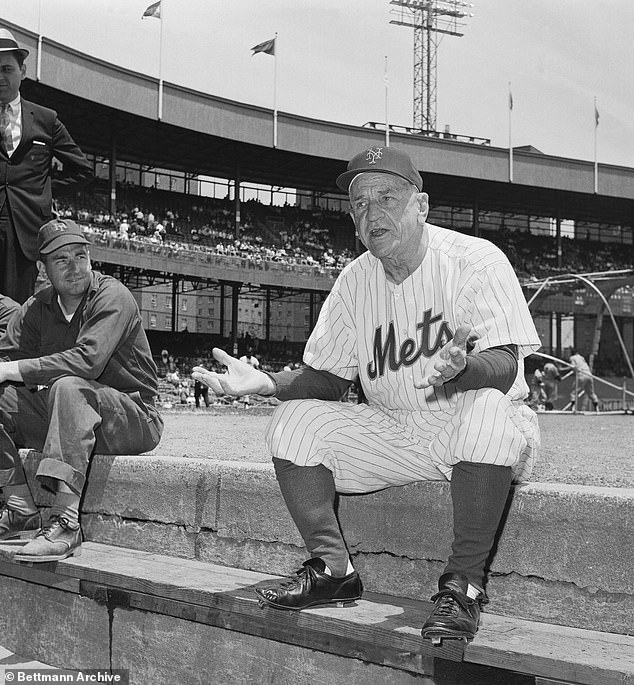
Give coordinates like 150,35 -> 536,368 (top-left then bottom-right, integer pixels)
6,20 -> 634,409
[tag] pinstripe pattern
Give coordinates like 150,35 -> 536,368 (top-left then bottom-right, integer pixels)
283,223 -> 541,487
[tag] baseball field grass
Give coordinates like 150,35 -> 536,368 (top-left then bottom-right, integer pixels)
148,408 -> 634,489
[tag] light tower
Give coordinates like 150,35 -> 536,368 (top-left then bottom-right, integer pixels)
390,1 -> 473,133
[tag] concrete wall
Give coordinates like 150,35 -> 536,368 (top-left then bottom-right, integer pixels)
20,451 -> 632,635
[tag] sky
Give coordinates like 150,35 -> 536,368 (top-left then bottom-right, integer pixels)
1,0 -> 632,168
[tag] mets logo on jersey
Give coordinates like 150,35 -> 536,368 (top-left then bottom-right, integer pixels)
366,147 -> 384,164
367,309 -> 453,380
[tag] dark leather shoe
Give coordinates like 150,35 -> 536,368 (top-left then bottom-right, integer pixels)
14,515 -> 82,563
256,558 -> 363,610
421,573 -> 481,643
0,506 -> 41,541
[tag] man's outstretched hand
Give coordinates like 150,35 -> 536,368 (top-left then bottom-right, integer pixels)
414,324 -> 472,389
191,348 -> 276,398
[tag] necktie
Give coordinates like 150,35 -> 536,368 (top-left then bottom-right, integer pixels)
0,104 -> 12,153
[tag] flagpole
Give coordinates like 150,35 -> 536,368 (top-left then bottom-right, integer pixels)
384,56 -> 389,147
593,96 -> 598,194
158,1 -> 165,120
36,0 -> 43,81
273,32 -> 278,148
508,81 -> 513,183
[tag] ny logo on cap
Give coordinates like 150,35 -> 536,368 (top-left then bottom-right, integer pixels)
366,147 -> 384,165
51,222 -> 68,233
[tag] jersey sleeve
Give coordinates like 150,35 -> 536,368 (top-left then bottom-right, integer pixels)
456,255 -> 541,360
303,276 -> 359,380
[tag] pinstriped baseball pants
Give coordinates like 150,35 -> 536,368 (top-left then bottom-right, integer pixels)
265,387 -> 540,494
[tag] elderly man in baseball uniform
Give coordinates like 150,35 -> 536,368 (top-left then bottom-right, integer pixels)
193,146 -> 541,643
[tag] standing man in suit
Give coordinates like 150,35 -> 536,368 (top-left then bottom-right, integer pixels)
0,28 -> 93,303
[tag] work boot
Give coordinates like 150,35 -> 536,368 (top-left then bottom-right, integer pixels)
421,573 -> 481,644
14,515 -> 82,563
256,557 -> 363,610
0,505 -> 41,541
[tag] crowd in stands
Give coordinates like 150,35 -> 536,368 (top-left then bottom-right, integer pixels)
59,193 -> 355,273
485,226 -> 633,280
60,188 -> 633,285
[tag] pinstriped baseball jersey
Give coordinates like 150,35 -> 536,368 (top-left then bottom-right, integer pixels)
303,223 -> 541,412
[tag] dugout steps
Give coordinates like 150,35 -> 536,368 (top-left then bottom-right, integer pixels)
0,542 -> 632,685
1,450 -> 632,684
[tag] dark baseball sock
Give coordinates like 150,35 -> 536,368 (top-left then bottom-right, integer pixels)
273,457 -> 350,577
444,461 -> 513,590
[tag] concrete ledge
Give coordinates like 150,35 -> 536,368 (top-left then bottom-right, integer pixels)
18,450 -> 634,635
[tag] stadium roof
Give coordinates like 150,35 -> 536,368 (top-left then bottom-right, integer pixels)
6,20 -> 634,226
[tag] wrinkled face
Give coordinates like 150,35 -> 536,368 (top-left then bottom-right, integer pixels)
42,244 -> 92,300
0,53 -> 25,104
349,173 -> 427,261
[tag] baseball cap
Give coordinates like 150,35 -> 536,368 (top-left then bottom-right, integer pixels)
0,28 -> 29,60
37,219 -> 91,256
336,146 -> 423,193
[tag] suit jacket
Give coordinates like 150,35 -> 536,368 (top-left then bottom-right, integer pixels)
0,98 -> 93,261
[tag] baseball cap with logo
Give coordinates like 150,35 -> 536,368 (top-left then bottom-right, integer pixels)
336,146 -> 423,193
0,28 -> 29,61
37,219 -> 91,256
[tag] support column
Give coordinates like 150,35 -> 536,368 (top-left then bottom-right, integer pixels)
171,276 -> 179,333
309,292 -> 315,332
109,127 -> 117,217
231,283 -> 241,356
265,287 -> 271,342
589,305 -> 606,371
234,162 -> 241,239
219,284 -> 225,338
556,208 -> 562,270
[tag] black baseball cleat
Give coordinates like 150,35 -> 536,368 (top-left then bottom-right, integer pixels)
255,557 -> 363,610
421,573 -> 481,645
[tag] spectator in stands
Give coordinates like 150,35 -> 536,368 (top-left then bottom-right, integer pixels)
568,349 -> 600,412
0,293 -> 19,334
0,29 -> 93,303
0,218 -> 163,560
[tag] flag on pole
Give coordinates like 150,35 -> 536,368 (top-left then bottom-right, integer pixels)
594,100 -> 600,127
508,82 -> 514,183
142,1 -> 161,19
251,38 -> 275,56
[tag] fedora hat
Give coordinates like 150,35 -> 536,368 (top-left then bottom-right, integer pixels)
0,28 -> 29,60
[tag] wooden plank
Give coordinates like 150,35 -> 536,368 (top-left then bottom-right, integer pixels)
7,542 -> 465,667
0,557 -> 80,593
468,611 -> 634,685
79,579 -> 438,677
2,542 -> 633,685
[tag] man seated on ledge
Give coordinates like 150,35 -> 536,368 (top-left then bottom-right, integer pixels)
0,219 -> 164,562
192,146 -> 541,644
